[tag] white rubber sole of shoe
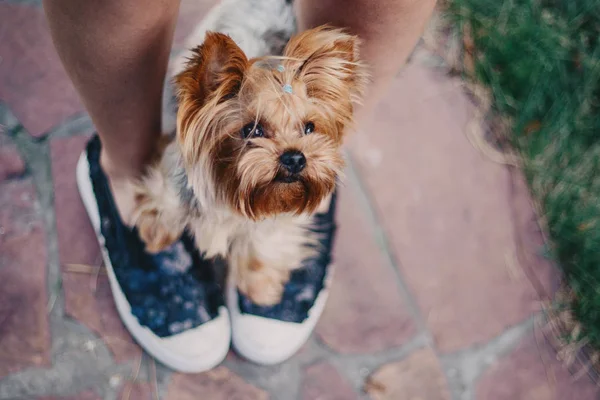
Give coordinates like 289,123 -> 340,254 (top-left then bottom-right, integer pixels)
76,152 -> 231,373
227,266 -> 334,365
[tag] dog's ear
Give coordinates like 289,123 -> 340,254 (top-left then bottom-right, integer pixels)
175,32 -> 248,105
283,26 -> 367,103
175,33 -> 248,162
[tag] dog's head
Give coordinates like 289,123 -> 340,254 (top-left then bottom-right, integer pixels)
175,26 -> 367,219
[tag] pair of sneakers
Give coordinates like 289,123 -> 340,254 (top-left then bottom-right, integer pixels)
76,136 -> 336,372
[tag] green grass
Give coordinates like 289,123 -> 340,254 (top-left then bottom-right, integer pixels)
445,0 -> 600,347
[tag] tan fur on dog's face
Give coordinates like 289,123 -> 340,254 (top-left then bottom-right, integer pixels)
175,26 -> 367,219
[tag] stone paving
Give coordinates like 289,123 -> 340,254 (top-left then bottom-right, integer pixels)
1,1 -> 599,399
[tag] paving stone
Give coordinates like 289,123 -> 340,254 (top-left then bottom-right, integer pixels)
508,172 -> 559,299
0,179 -> 50,378
51,135 -> 141,362
301,362 -> 357,400
476,334 -> 600,400
0,132 -> 26,180
118,382 -> 153,400
38,391 -> 100,400
347,66 -> 557,353
315,183 -> 416,354
364,347 -> 450,400
166,367 -> 268,400
173,0 -> 219,50
0,4 -> 83,137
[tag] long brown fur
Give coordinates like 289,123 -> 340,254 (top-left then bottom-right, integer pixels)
133,26 -> 368,305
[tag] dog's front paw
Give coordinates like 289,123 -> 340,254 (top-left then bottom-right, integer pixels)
134,189 -> 182,253
136,208 -> 181,253
237,266 -> 288,306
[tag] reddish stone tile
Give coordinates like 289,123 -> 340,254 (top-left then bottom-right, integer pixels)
118,382 -> 153,400
172,0 -> 219,49
315,183 -> 416,353
357,64 -> 460,133
0,146 -> 25,180
0,132 -> 25,180
397,63 -> 460,101
364,348 -> 450,400
166,367 -> 268,400
301,362 -> 357,400
0,4 -> 83,137
38,391 -> 100,400
0,179 -> 50,377
476,334 -> 600,400
347,66 -> 557,352
508,172 -> 559,299
51,135 -> 141,362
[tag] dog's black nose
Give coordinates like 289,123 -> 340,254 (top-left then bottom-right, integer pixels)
280,150 -> 306,174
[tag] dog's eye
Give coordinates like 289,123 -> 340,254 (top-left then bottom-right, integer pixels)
304,122 -> 315,135
241,123 -> 264,139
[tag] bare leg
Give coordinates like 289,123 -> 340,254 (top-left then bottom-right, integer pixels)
295,0 -> 437,121
43,0 -> 180,222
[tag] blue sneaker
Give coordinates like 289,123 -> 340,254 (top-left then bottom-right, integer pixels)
76,136 -> 230,372
227,192 -> 337,365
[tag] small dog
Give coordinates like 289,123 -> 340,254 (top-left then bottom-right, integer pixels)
133,26 -> 367,305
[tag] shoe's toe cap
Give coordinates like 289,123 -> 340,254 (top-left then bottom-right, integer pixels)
158,307 -> 231,371
228,287 -> 329,365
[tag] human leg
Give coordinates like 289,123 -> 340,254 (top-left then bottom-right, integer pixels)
43,0 -> 179,222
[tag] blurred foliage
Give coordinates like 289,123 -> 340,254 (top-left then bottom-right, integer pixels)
446,0 -> 600,346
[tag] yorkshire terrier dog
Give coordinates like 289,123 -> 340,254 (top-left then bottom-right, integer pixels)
133,26 -> 367,305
